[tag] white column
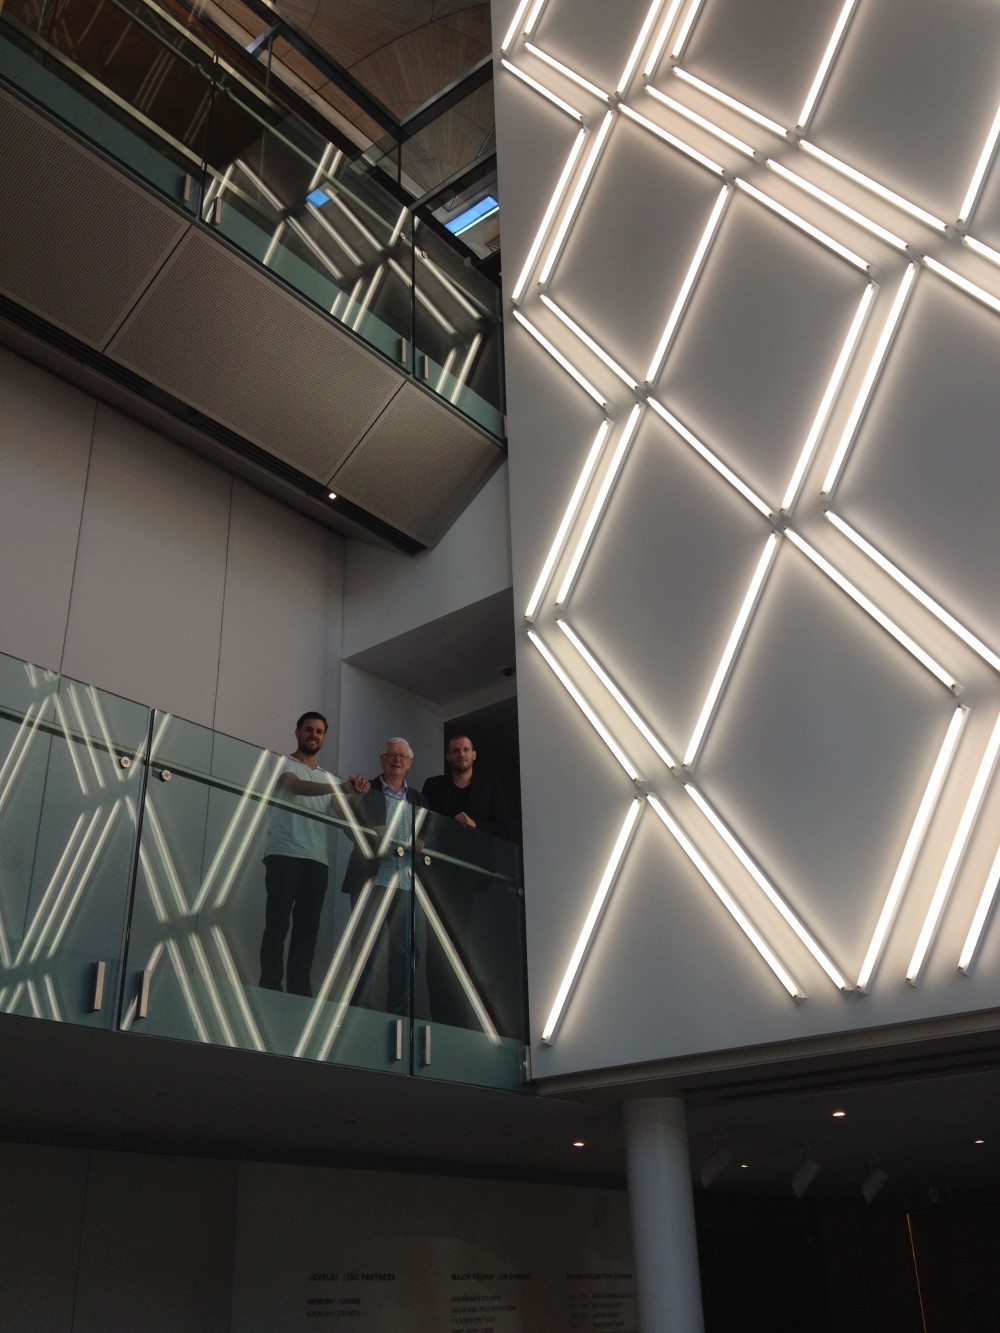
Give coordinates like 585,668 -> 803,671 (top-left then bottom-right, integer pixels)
623,1096 -> 705,1333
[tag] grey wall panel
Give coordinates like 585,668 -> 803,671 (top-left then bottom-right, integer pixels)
0,347 -> 93,670
0,90 -> 189,348
60,404 -> 232,724
73,1151 -> 237,1333
338,663 -> 444,790
330,382 -> 502,546
107,230 -> 403,480
0,1142 -> 89,1332
214,480 -> 345,757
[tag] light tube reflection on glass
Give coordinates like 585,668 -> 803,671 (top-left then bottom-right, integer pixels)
541,799 -> 644,1041
647,795 -> 805,998
856,704 -> 967,991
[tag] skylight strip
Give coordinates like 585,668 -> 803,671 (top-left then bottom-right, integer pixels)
645,184 -> 731,383
908,707 -> 995,985
540,295 -> 639,388
501,58 -> 586,123
618,103 -> 725,176
736,179 -> 870,272
821,263 -> 918,495
825,511 -> 1000,673
685,783 -> 850,990
541,799 -> 644,1041
512,128 -> 588,302
647,397 -> 773,517
557,619 -> 678,768
856,704 -> 967,991
556,405 -> 644,604
647,795 -> 805,998
684,535 -> 780,767
785,530 -> 958,691
672,66 -> 786,137
797,0 -> 860,130
800,140 -> 947,233
781,283 -> 876,512
527,631 -> 641,780
525,42 -> 610,103
212,926 -> 266,1051
645,85 -> 754,157
540,111 -> 616,284
524,420 -> 612,622
512,310 -> 608,406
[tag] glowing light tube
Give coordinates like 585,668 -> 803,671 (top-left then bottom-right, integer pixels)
643,0 -> 689,77
618,103 -> 725,176
684,535 -> 780,767
500,0 -> 536,52
800,140 -> 947,233
617,0 -> 670,94
540,295 -> 639,388
963,234 -> 1000,269
511,128 -> 588,302
647,795 -> 805,998
821,263 -> 919,496
527,630 -> 641,780
922,255 -> 1000,317
512,309 -> 607,406
525,42 -> 610,103
557,619 -> 678,768
685,784 -> 850,989
781,283 -> 876,513
523,0 -> 547,38
646,398 -> 772,517
540,111 -> 615,284
855,704 -> 967,991
541,799 -> 644,1041
797,0 -> 860,129
556,404 -> 644,605
670,0 -> 707,60
645,183 -> 731,384
958,102 -> 1000,225
908,707 -> 995,984
736,179 -> 870,272
825,511 -> 1000,673
959,839 -> 1000,975
524,419 -> 611,621
501,58 -> 586,123
765,160 -> 906,251
645,85 -> 754,157
672,66 -> 786,138
785,530 -> 958,691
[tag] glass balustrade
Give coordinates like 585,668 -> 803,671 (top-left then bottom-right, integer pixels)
0,652 -> 527,1089
0,0 -> 504,437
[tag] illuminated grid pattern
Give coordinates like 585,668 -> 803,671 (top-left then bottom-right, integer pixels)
499,0 -> 1000,1042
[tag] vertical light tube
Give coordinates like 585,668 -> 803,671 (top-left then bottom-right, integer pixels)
797,0 -> 860,129
958,102 -> 1000,225
616,0 -> 669,94
511,128 -> 588,303
958,841 -> 1000,975
643,0 -> 689,76
541,799 -> 644,1041
540,111 -> 615,284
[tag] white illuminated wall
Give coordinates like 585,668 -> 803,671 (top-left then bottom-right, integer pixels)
493,0 -> 1000,1078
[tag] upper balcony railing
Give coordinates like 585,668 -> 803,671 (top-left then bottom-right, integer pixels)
0,0 -> 505,439
0,649 -> 528,1091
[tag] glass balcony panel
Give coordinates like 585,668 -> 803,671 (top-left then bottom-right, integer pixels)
411,216 -> 504,437
412,807 -> 527,1090
0,0 -> 213,212
124,713 -> 407,1072
400,82 -> 496,201
0,651 -> 149,1028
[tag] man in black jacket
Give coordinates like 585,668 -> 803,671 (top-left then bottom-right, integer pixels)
421,736 -> 513,1028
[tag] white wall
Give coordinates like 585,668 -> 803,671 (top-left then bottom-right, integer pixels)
493,0 -> 1000,1079
0,345 -> 345,758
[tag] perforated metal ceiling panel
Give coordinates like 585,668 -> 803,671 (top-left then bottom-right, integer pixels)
0,90 -> 189,348
107,230 -> 404,481
328,380 -> 503,546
